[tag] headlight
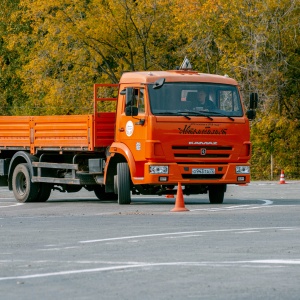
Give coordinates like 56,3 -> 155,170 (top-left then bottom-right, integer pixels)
149,166 -> 169,174
236,166 -> 250,174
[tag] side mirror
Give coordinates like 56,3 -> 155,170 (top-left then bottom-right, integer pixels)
250,93 -> 258,109
247,92 -> 258,120
246,110 -> 256,120
125,106 -> 138,116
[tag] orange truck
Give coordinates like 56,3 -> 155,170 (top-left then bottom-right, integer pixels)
0,64 -> 257,204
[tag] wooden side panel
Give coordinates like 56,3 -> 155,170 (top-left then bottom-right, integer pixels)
0,113 -> 118,153
0,116 -> 31,148
94,112 -> 116,148
33,115 -> 94,151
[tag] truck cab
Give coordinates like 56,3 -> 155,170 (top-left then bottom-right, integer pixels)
104,69 -> 256,204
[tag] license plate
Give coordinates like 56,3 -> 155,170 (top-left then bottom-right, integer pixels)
192,168 -> 215,175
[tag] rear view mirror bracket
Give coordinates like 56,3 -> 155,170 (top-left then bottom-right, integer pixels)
153,78 -> 165,89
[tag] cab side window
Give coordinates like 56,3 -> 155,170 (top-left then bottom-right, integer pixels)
125,88 -> 145,114
136,88 -> 145,114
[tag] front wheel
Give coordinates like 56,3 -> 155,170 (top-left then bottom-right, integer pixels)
209,184 -> 226,204
12,163 -> 39,203
117,162 -> 131,205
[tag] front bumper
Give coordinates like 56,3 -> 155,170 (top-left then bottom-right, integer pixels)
138,162 -> 250,185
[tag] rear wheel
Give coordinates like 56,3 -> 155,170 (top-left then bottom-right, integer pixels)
94,185 -> 118,201
209,184 -> 226,204
117,162 -> 131,205
36,183 -> 52,202
12,163 -> 39,203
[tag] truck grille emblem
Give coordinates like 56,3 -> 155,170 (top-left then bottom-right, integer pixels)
201,148 -> 206,155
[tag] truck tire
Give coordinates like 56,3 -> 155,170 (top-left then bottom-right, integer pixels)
209,184 -> 226,204
94,186 -> 118,201
117,162 -> 131,205
12,163 -> 39,203
36,183 -> 52,202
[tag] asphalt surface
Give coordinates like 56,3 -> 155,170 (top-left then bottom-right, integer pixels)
0,181 -> 300,300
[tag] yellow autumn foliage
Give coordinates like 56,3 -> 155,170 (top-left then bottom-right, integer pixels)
0,0 -> 300,178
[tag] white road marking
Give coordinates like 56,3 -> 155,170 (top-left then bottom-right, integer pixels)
0,264 -> 150,281
246,259 -> 300,264
190,200 -> 274,212
1,259 -> 300,282
164,234 -> 204,239
37,246 -> 81,251
261,200 -> 273,205
190,206 -> 261,212
222,205 -> 252,209
0,203 -> 24,208
235,231 -> 260,234
79,226 -> 299,244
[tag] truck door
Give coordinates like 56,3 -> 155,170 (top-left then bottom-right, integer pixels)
117,87 -> 147,164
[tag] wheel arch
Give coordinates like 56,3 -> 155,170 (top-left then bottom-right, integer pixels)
8,151 -> 38,190
104,153 -> 127,193
104,143 -> 136,193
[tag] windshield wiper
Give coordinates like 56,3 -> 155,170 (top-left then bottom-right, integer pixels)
155,111 -> 191,119
207,111 -> 235,121
177,110 -> 214,120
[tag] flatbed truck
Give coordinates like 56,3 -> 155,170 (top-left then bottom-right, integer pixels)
0,65 -> 257,204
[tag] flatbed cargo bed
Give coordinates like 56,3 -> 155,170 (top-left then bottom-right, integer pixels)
0,113 -> 116,154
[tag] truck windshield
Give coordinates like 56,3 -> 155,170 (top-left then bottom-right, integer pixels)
148,83 -> 243,117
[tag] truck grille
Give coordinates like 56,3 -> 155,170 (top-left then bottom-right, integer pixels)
172,145 -> 232,159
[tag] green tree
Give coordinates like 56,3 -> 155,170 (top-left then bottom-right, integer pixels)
172,0 -> 300,111
2,0 -> 300,178
9,0 -> 178,115
251,114 -> 300,179
0,0 -> 29,115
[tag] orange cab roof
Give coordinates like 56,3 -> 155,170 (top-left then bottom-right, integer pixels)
120,70 -> 238,86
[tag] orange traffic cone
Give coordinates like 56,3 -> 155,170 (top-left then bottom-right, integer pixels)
171,182 -> 189,212
279,170 -> 286,184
